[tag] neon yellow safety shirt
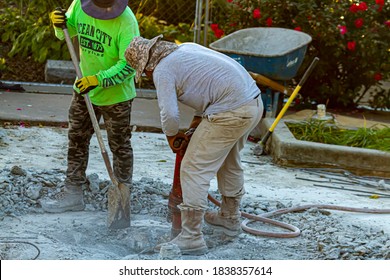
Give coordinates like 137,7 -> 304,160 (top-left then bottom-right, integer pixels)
54,0 -> 140,106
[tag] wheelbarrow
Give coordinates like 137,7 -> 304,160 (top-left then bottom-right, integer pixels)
209,27 -> 312,117
209,27 -> 317,155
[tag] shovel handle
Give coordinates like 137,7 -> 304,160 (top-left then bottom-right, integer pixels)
62,28 -> 118,186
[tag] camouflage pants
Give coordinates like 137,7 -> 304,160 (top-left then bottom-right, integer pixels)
65,92 -> 133,187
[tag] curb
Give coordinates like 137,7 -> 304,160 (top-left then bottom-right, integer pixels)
259,118 -> 390,178
0,80 -> 157,98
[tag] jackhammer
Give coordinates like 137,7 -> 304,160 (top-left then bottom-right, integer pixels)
166,129 -> 194,238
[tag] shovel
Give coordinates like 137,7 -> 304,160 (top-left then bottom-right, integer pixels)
62,26 -> 130,229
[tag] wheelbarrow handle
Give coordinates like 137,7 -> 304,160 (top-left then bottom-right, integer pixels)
298,57 -> 319,87
268,57 -> 319,133
253,57 -> 320,156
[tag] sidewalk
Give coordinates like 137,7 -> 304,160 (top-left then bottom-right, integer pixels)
1,83 -> 389,178
0,89 -> 195,132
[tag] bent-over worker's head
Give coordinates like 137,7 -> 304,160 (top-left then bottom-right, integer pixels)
81,0 -> 128,20
125,35 -> 178,83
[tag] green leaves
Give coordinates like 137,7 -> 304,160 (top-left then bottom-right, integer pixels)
136,14 -> 193,43
216,0 -> 390,110
287,119 -> 390,152
0,0 -> 72,63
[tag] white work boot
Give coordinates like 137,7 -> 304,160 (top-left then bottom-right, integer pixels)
155,208 -> 208,255
40,184 -> 85,213
204,196 -> 242,237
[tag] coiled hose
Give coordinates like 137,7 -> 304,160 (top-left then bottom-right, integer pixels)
207,194 -> 390,238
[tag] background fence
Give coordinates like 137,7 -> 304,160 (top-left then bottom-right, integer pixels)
129,0 -> 229,45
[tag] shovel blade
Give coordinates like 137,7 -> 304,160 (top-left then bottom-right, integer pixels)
107,183 -> 130,229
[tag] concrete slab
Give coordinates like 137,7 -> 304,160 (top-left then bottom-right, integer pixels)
259,118 -> 390,178
44,60 -> 76,84
0,91 -> 195,132
0,91 -> 70,126
0,80 -> 158,98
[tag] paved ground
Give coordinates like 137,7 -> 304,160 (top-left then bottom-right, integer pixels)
2,85 -> 389,128
1,85 -> 390,265
0,90 -> 195,131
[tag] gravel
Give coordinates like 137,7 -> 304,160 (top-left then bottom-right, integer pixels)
1,126 -> 390,260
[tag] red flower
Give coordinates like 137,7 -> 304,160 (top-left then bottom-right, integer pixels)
210,23 -> 219,32
350,2 -> 368,13
210,23 -> 224,38
347,41 -> 356,51
350,4 -> 359,13
376,0 -> 384,10
358,2 -> 368,11
294,26 -> 302,32
355,18 -> 364,28
214,29 -> 224,39
338,25 -> 347,34
253,8 -> 261,19
227,0 -> 233,2
374,73 -> 382,81
385,20 -> 390,28
266,17 -> 273,27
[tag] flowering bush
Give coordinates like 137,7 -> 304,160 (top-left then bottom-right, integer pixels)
211,0 -> 390,109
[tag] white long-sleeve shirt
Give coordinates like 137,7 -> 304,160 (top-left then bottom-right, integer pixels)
152,43 -> 261,136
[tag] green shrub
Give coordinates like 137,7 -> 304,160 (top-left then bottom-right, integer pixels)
130,0 -> 196,25
0,0 -> 73,63
212,0 -> 390,110
137,14 -> 193,43
0,0 -> 193,66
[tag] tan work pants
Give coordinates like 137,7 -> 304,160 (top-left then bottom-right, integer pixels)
180,97 -> 263,210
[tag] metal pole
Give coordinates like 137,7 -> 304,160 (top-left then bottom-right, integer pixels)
193,0 -> 199,42
194,0 -> 199,43
196,0 -> 203,44
203,0 -> 209,46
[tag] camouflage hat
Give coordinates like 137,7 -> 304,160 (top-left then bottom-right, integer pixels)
125,35 -> 178,83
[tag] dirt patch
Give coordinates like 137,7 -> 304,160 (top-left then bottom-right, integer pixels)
0,42 -> 46,83
1,126 -> 390,260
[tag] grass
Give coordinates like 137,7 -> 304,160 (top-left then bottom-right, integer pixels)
286,118 -> 390,153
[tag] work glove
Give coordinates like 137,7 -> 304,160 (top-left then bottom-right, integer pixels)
75,75 -> 99,94
50,8 -> 67,29
167,132 -> 189,153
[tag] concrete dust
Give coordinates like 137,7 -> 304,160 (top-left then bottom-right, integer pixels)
1,126 -> 390,260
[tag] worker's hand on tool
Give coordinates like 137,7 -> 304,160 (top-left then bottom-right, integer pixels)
167,133 -> 189,153
75,75 -> 99,94
50,8 -> 67,28
183,116 -> 201,140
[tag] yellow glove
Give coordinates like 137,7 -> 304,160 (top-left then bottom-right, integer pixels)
50,8 -> 67,28
75,75 -> 99,94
